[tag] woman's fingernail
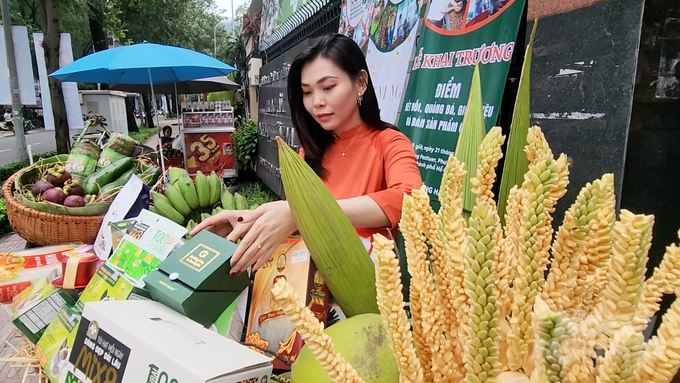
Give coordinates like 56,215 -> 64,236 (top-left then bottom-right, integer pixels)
237,216 -> 243,222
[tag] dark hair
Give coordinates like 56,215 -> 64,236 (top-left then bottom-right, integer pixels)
287,33 -> 396,177
162,125 -> 172,134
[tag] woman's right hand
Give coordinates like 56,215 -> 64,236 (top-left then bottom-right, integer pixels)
189,208 -> 262,242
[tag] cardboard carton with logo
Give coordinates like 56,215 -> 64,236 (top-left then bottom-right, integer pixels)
145,230 -> 250,327
63,300 -> 272,383
11,269 -> 76,344
34,305 -> 82,383
245,239 -> 330,369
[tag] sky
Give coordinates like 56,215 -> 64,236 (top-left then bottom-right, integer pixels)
213,0 -> 250,20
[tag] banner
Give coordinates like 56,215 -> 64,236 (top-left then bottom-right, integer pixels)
339,0 -> 421,123
0,26 -> 37,106
34,33 -> 84,131
260,0 -> 331,50
398,0 -> 526,200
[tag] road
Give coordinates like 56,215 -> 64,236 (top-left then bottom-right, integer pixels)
0,129 -> 60,165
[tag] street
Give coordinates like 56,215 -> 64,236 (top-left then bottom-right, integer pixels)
0,129 -> 59,165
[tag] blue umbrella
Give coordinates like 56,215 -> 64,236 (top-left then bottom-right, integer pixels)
50,41 -> 235,84
50,41 -> 236,175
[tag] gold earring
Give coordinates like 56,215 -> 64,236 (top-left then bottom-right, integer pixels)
357,95 -> 363,106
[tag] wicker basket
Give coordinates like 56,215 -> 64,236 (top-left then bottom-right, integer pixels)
2,172 -> 105,246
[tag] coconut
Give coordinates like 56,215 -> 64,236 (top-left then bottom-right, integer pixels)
290,313 -> 398,383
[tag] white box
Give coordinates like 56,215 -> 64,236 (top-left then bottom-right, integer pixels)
62,300 -> 272,383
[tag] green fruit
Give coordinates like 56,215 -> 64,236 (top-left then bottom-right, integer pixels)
291,314 -> 398,383
177,175 -> 199,210
208,171 -> 222,206
83,157 -> 134,195
194,171 -> 211,208
221,190 -> 234,210
164,183 -> 192,217
234,192 -> 247,210
168,167 -> 189,185
151,192 -> 185,225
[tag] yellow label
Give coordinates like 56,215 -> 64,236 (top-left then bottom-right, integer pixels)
178,244 -> 219,272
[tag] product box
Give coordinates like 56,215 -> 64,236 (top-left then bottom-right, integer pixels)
209,287 -> 249,342
0,245 -> 74,303
34,305 -> 82,383
74,262 -> 151,312
110,218 -> 137,252
144,230 -> 250,327
245,239 -> 330,369
11,269 -> 77,344
63,300 -> 273,383
108,209 -> 187,286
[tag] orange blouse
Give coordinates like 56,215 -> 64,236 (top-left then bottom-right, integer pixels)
301,123 -> 423,243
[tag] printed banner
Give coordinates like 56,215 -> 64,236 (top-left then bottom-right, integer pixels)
33,33 -> 84,131
0,26 -> 37,105
398,0 -> 526,200
339,0 -> 421,123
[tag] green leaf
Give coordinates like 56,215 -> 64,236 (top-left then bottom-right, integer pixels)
498,20 -> 539,223
455,64 -> 486,220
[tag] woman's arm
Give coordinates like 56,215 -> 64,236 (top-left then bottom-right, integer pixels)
337,196 -> 390,228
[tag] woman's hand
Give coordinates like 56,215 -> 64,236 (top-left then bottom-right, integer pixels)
190,201 -> 297,275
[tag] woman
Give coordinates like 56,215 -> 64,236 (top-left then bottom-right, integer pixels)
191,34 -> 423,274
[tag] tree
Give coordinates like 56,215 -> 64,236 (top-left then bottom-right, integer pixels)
37,0 -> 70,153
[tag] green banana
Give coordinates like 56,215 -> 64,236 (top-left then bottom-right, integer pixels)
212,207 -> 223,216
208,171 -> 222,206
185,219 -> 197,240
221,190 -> 234,210
178,175 -> 200,210
195,171 -> 211,209
200,212 -> 212,223
163,183 -> 192,217
168,167 -> 189,185
149,205 -> 158,214
234,192 -> 247,210
151,191 -> 186,225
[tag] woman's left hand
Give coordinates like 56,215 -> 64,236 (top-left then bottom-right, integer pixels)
229,200 -> 297,275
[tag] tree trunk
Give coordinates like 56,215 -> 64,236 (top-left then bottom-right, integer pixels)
143,94 -> 154,128
125,96 -> 139,132
38,0 -> 70,154
88,2 -> 108,90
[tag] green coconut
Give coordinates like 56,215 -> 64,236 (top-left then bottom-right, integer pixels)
290,313 -> 398,383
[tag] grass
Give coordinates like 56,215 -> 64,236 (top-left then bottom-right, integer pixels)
129,127 -> 160,144
235,180 -> 280,208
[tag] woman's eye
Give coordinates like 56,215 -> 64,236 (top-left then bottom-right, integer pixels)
324,85 -> 336,92
302,91 -> 311,96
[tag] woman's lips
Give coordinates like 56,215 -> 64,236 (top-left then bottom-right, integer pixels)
316,113 -> 333,122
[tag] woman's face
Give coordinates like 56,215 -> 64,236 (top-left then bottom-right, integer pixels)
300,57 -> 366,135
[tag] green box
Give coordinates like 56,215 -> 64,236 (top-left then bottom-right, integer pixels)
11,270 -> 77,344
145,230 -> 250,327
74,262 -> 151,312
34,305 -> 82,383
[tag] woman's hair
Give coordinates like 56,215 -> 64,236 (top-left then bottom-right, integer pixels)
287,33 -> 396,177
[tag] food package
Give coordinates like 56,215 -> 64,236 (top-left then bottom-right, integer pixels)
245,239 -> 330,370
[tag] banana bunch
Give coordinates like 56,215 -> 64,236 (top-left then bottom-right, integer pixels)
152,167 -> 256,241
152,167 -> 223,226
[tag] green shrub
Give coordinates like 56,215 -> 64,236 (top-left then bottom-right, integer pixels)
129,127 -> 160,144
232,120 -> 258,174
0,198 -> 11,237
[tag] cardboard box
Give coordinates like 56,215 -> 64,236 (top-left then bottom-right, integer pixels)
209,287 -> 249,342
34,305 -> 82,383
11,269 -> 77,344
74,262 -> 151,312
64,300 -> 272,383
245,240 -> 330,369
108,209 -> 187,286
145,230 -> 250,327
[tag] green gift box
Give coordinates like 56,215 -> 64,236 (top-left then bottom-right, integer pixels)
145,230 -> 250,327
